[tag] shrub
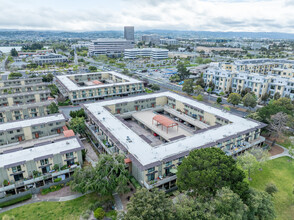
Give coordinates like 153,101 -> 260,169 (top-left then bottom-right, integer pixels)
54,177 -> 62,183
196,94 -> 203,101
265,183 -> 278,196
130,176 -> 141,189
89,201 -> 103,211
53,164 -> 60,171
0,194 -> 32,208
3,179 -> 8,186
105,210 -> 117,220
94,207 -> 105,220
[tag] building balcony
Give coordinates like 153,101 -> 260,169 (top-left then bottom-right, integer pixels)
143,174 -> 177,190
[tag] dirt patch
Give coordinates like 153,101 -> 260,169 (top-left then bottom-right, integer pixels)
37,186 -> 78,200
268,144 -> 284,156
120,184 -> 136,211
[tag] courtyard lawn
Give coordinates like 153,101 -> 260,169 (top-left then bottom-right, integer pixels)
0,193 -> 111,220
249,156 -> 294,220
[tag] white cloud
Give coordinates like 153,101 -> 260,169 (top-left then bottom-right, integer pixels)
0,0 -> 292,32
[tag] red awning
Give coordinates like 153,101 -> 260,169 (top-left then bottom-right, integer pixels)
63,129 -> 75,137
124,158 -> 132,164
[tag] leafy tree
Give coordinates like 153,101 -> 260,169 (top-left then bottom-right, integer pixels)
195,77 -> 205,88
71,154 -> 129,195
42,73 -> 54,82
273,92 -> 281,100
122,68 -> 129,75
265,183 -> 278,196
177,148 -> 249,200
261,93 -> 269,104
8,72 -> 22,79
269,112 -> 289,137
10,48 -> 18,57
94,207 -> 105,220
208,81 -> 215,91
150,84 -> 160,91
194,85 -> 203,95
227,93 -> 241,106
69,117 -> 86,135
48,102 -> 59,114
182,79 -> 194,95
124,188 -> 174,220
89,66 -> 97,72
216,97 -> 222,104
237,152 -> 258,181
70,108 -> 86,118
243,93 -> 257,109
245,188 -> 275,220
177,62 -> 190,80
195,94 -> 203,101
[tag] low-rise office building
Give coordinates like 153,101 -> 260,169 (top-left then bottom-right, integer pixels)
0,113 -> 66,146
0,136 -> 84,195
31,53 -> 68,65
0,90 -> 51,107
88,39 -> 134,56
55,71 -> 144,104
124,48 -> 168,59
0,100 -> 55,123
83,92 -> 266,191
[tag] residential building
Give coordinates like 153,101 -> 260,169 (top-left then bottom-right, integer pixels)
0,136 -> 84,195
88,39 -> 134,56
83,92 -> 266,191
124,26 -> 135,41
0,90 -> 51,107
0,78 -> 43,87
0,82 -> 49,95
124,48 -> 168,59
0,100 -> 55,123
31,53 -> 68,65
0,113 -> 66,146
55,71 -> 144,104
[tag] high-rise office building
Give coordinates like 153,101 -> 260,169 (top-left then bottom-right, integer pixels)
124,26 -> 134,41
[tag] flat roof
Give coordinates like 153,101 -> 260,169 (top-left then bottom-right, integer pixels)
0,100 -> 54,112
0,136 -> 83,168
56,71 -> 142,92
0,114 -> 65,132
84,92 -> 266,169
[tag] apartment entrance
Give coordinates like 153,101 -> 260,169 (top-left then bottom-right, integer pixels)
14,173 -> 24,182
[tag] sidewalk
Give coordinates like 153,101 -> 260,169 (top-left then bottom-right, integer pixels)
0,192 -> 86,214
267,140 -> 293,160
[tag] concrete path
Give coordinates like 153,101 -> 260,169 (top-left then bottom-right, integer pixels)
268,140 -> 293,160
113,193 -> 123,211
0,192 -> 87,214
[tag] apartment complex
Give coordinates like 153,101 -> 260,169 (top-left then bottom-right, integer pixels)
55,71 -> 144,104
204,59 -> 294,100
124,26 -> 135,41
0,113 -> 66,146
141,34 -> 160,45
83,92 -> 265,191
160,39 -> 179,45
0,100 -> 55,123
31,53 -> 68,65
88,39 -> 134,56
0,77 -> 43,87
0,136 -> 84,195
124,48 -> 168,59
0,82 -> 49,95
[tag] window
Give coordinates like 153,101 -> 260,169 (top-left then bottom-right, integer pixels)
40,159 -> 49,166
12,165 -> 22,173
147,173 -> 155,181
166,161 -> 172,166
66,152 -> 74,158
147,167 -> 155,173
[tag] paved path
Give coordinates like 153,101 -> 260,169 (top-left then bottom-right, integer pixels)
113,193 -> 123,211
267,140 -> 293,160
0,192 -> 86,214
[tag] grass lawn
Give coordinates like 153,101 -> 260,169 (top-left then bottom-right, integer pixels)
249,156 -> 294,220
0,193 -> 110,220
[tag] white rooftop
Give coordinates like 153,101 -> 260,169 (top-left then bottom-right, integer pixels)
0,137 -> 82,168
0,114 -> 65,132
56,71 -> 142,91
84,92 -> 262,167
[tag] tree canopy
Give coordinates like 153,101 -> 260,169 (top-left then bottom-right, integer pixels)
10,48 -> 18,57
42,73 -> 54,82
177,62 -> 190,80
177,148 -> 249,200
182,79 -> 194,95
124,188 -> 174,220
227,93 -> 242,106
71,154 -> 129,196
89,66 -> 97,72
69,117 -> 86,135
243,93 -> 257,109
48,102 -> 59,114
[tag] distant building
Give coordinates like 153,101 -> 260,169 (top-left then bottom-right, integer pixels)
88,39 -> 134,56
160,38 -> 178,45
124,48 -> 168,59
124,26 -> 135,41
32,53 -> 68,65
18,49 -> 54,57
71,41 -> 91,49
141,34 -> 160,45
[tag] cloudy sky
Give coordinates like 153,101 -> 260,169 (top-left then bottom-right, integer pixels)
0,0 -> 293,33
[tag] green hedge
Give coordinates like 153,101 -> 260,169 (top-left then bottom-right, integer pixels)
129,176 -> 141,189
0,193 -> 32,208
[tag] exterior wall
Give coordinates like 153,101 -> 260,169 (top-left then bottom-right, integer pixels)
203,112 -> 216,126
155,96 -> 168,106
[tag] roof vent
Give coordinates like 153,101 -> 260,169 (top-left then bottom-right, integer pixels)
66,141 -> 69,145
